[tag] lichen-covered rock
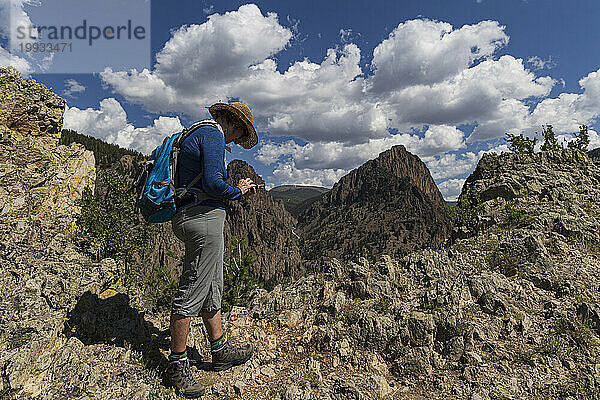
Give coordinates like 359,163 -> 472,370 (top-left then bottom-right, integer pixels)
457,149 -> 600,241
0,66 -> 95,238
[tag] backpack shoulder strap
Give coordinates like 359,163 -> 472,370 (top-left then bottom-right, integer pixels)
174,120 -> 223,198
174,119 -> 222,148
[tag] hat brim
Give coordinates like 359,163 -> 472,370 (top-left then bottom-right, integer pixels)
208,103 -> 258,149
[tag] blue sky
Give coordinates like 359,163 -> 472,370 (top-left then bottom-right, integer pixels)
1,0 -> 600,200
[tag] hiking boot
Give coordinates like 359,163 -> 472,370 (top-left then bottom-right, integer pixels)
211,341 -> 254,371
166,357 -> 205,398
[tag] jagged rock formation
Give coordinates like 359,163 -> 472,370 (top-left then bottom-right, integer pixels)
0,68 -> 146,396
297,145 -> 452,264
225,159 -> 302,282
0,66 -> 95,237
0,66 -> 191,400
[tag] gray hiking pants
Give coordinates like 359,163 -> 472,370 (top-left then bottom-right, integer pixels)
170,205 -> 226,316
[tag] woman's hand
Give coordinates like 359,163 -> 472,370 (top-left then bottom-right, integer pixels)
237,178 -> 258,196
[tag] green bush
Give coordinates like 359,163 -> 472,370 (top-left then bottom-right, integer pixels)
79,168 -> 153,272
455,187 -> 483,233
505,132 -> 537,154
501,200 -> 534,227
487,245 -> 523,277
514,124 -> 590,153
537,330 -> 572,360
540,124 -> 561,151
145,262 -> 179,310
340,300 -> 362,325
566,125 -> 590,152
222,236 -> 260,312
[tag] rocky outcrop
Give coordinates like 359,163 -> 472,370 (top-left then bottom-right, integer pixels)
297,145 -> 452,264
457,149 -> 600,240
0,68 -> 140,397
0,66 -> 95,238
225,159 -> 302,282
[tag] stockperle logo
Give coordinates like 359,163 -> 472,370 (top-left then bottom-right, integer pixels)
9,0 -> 150,74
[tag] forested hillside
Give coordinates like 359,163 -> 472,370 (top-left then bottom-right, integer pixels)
60,129 -> 147,169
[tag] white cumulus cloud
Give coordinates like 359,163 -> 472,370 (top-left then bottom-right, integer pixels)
0,0 -> 36,74
63,98 -> 183,155
0,45 -> 31,74
258,124 -> 465,172
527,68 -> 600,134
368,19 -> 509,93
94,4 -> 600,189
271,159 -> 349,188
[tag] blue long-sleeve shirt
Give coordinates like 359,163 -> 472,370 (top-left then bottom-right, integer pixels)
176,124 -> 242,209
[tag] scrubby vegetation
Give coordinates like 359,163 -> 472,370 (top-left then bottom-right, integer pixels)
222,236 -> 261,312
506,124 -> 590,154
79,168 -> 153,270
454,186 -> 483,233
505,132 -> 537,154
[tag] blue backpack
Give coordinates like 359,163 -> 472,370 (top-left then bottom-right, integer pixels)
134,120 -> 221,223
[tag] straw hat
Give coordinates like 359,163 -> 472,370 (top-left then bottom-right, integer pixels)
208,102 -> 258,149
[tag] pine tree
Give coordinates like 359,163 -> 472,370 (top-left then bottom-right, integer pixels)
540,124 -> 561,151
505,133 -> 537,154
566,125 -> 590,152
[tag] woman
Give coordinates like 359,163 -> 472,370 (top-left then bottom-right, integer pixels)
166,102 -> 259,398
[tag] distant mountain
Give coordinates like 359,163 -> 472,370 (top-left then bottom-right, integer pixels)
297,145 -> 453,264
268,185 -> 330,217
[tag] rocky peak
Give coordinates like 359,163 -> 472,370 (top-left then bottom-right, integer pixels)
297,144 -> 452,264
325,145 -> 445,206
0,66 -> 64,141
